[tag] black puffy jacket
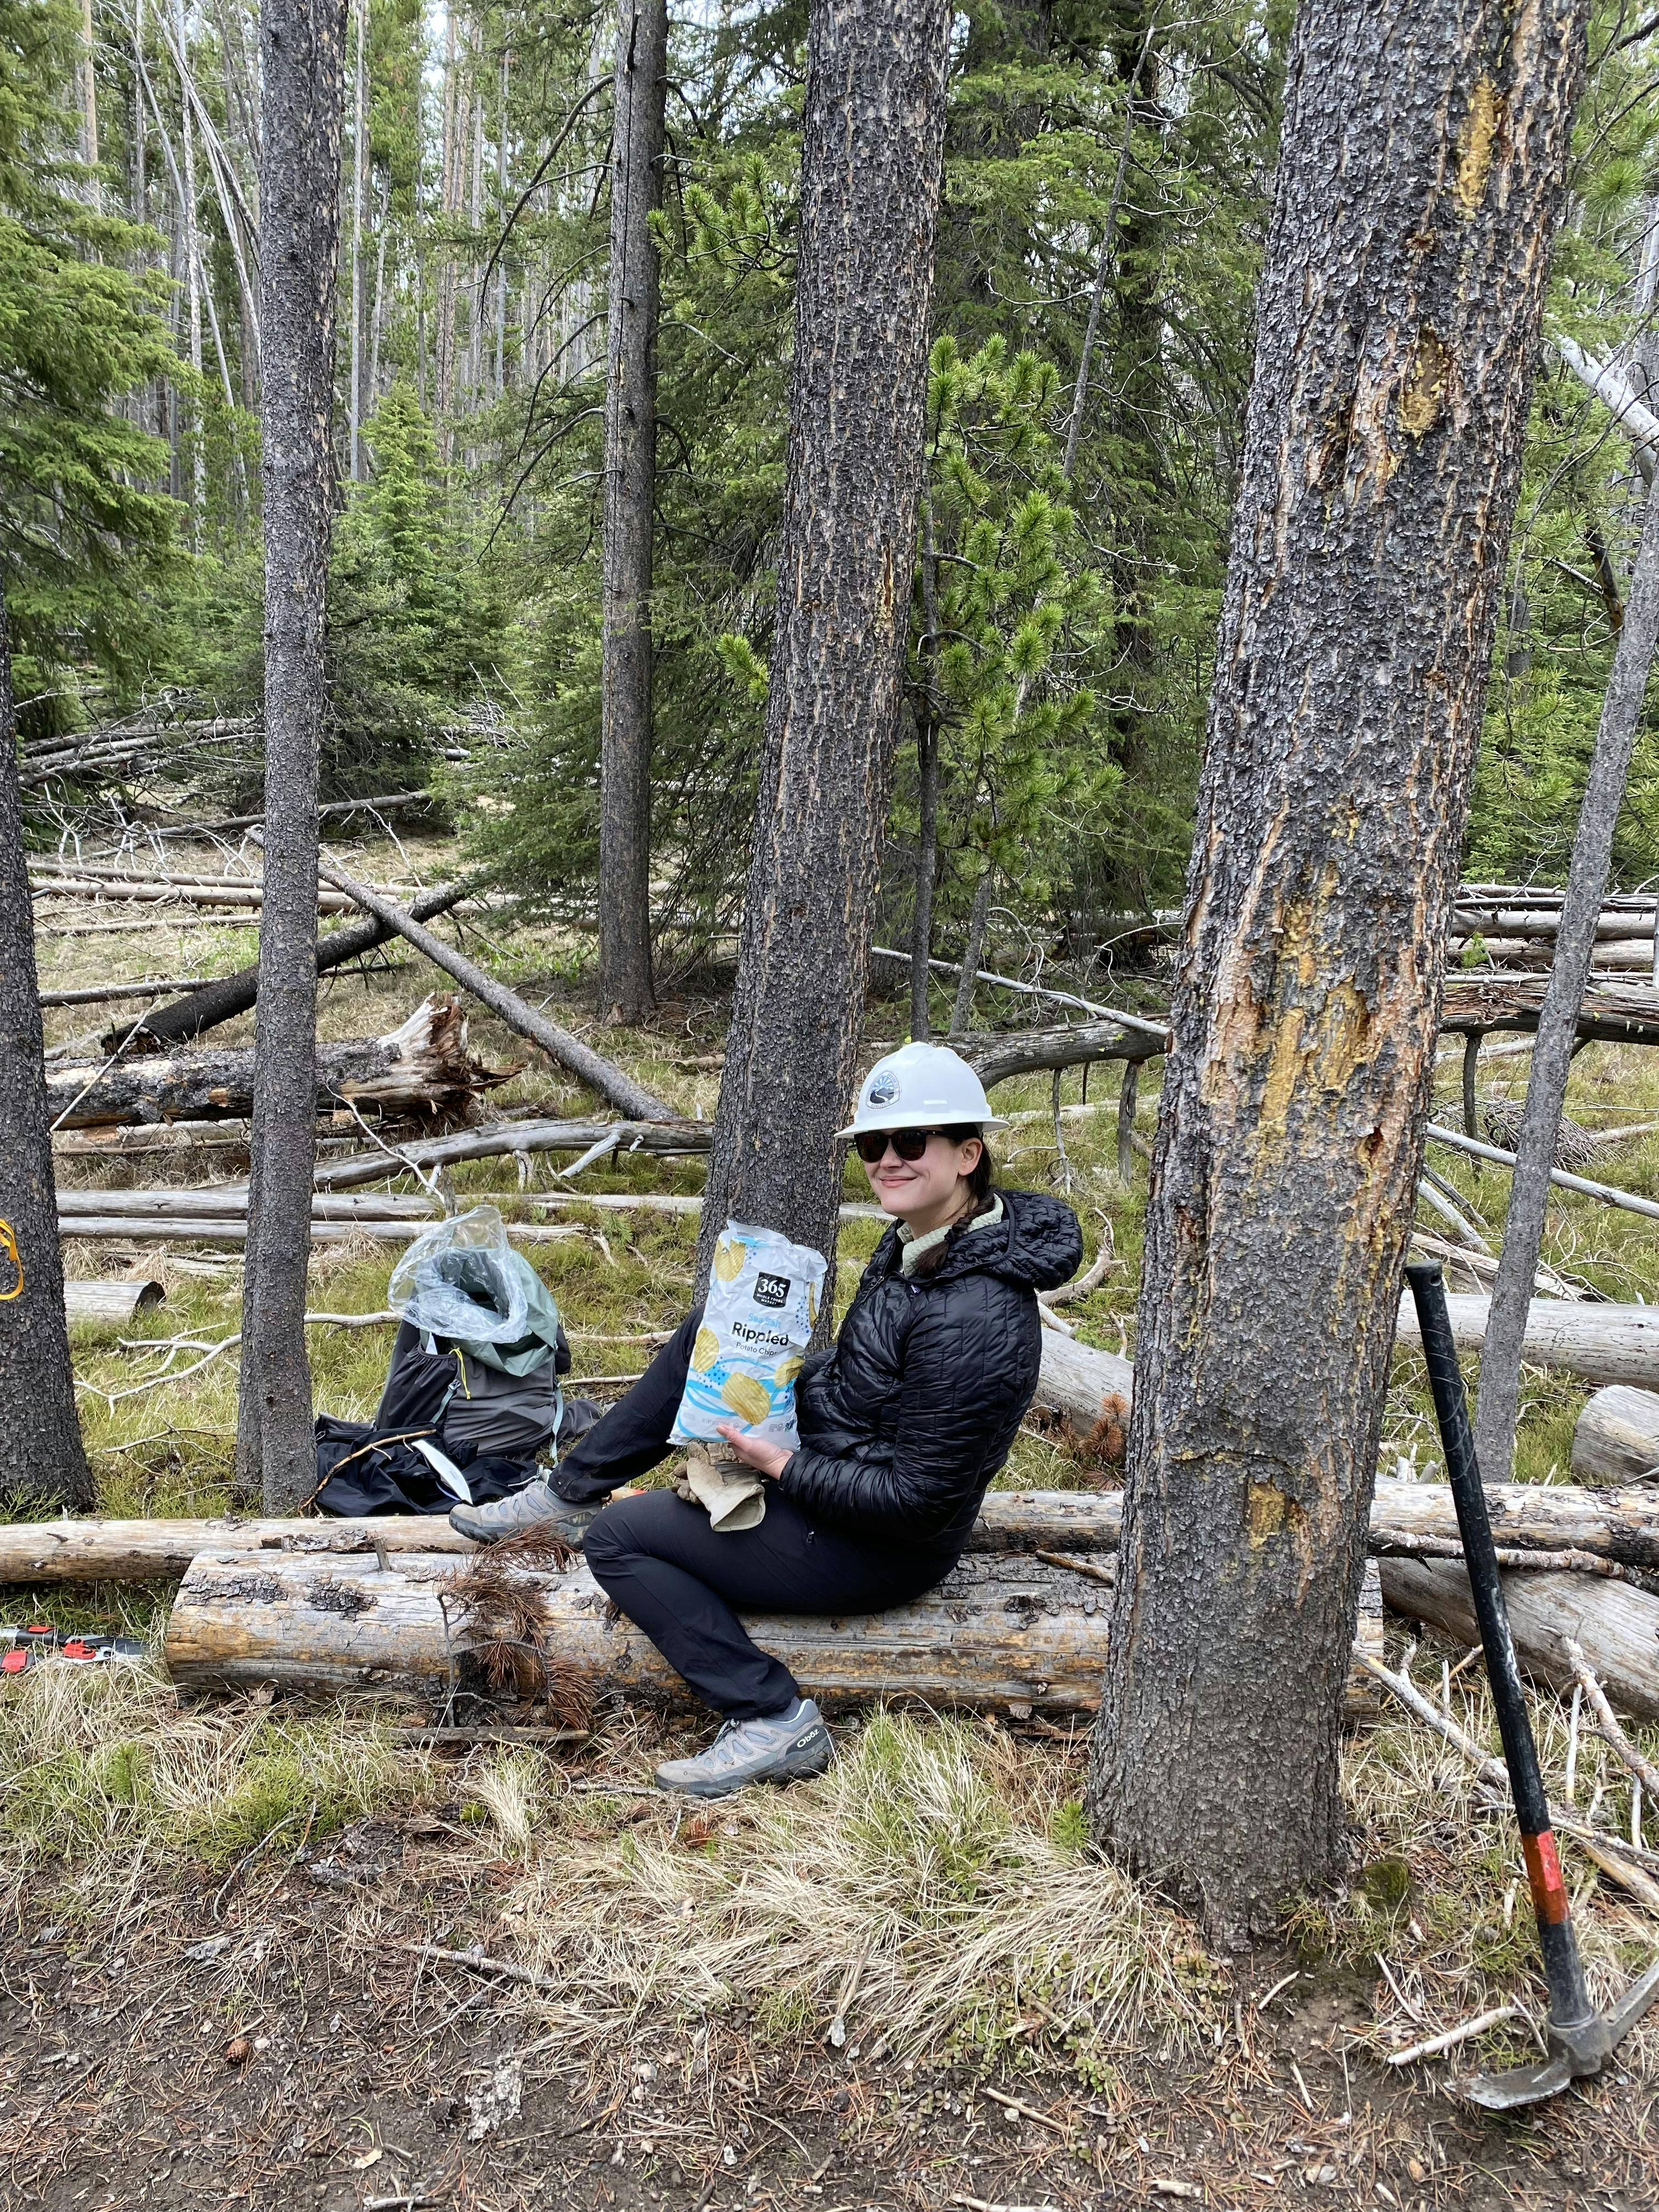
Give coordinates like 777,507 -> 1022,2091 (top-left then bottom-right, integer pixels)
778,1187 -> 1082,1550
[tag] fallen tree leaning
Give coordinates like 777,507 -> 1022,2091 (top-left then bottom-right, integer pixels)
112,881 -> 466,1051
44,994 -> 510,1127
314,859 -> 674,1122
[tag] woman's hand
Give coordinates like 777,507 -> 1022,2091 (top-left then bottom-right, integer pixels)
714,1420 -> 791,1481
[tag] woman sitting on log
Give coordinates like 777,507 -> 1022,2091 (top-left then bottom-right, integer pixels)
452,1042 -> 1082,1798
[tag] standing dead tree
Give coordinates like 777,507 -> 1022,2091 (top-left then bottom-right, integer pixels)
598,0 -> 668,1026
0,584 -> 93,1509
1085,0 -> 1592,1939
235,0 -> 349,1511
697,0 -> 952,1286
1474,481 -> 1659,1478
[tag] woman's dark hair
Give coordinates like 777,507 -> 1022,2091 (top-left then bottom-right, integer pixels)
938,1124 -> 995,1205
906,1126 -> 997,1278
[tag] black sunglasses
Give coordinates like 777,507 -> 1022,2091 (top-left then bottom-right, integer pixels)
853,1127 -> 944,1164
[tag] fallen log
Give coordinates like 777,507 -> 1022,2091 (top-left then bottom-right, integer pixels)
1377,1556 -> 1659,1720
58,1215 -> 587,1246
315,860 -> 673,1122
958,1017 -> 1168,1088
30,869 -> 357,914
160,1543 -> 1384,1719
44,994 -> 510,1128
1032,1292 -> 1659,1429
1572,1385 -> 1659,1486
1393,1287 -> 1659,1389
15,1480 -> 1659,1584
1440,975 -> 1659,1051
62,1278 -> 165,1327
55,1188 -> 439,1222
314,1114 -> 714,1192
114,882 -> 465,1051
41,977 -> 208,1009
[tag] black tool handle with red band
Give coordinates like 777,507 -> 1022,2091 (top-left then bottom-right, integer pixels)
1403,1260 -> 1594,2036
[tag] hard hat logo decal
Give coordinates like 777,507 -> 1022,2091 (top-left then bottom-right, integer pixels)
867,1070 -> 900,1106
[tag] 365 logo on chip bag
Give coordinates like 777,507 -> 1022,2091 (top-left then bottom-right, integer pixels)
670,1222 -> 827,1451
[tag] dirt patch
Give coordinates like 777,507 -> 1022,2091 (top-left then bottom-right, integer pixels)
1,1829 -> 1649,2212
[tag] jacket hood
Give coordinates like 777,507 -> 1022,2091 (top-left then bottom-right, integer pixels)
873,1187 -> 1083,1294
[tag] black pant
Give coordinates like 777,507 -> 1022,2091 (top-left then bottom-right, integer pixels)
560,1313 -> 959,1720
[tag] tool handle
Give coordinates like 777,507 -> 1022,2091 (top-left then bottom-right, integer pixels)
1404,1260 -> 1593,2033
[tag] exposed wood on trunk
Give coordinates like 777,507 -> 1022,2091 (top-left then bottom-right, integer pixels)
696,0 -> 952,1295
314,859 -> 673,1121
161,1543 -> 1385,1719
63,1278 -> 165,1327
1378,1555 -> 1659,1722
12,1479 -> 1659,1585
1086,0 -> 1591,1939
1572,1385 -> 1659,1486
598,0 -> 667,1025
0,584 -> 94,1508
47,995 -> 509,1127
113,883 -> 465,1051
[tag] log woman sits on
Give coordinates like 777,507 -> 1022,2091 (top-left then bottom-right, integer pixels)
452,1043 -> 1082,1797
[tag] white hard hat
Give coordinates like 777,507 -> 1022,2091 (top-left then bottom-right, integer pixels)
836,1041 -> 1007,1139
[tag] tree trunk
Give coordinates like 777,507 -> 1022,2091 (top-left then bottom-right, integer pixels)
1085,0 -> 1590,1941
1473,477 -> 1659,1480
347,0 -> 367,480
597,0 -> 667,1025
696,0 -> 952,1290
910,708 -> 939,1042
947,859 -> 995,1039
236,0 -> 349,1512
0,584 -> 93,1510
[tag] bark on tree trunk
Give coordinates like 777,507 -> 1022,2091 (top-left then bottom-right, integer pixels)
1473,475 -> 1659,1480
596,0 -> 665,1026
947,859 -> 995,1039
1085,0 -> 1591,1942
695,0 -> 952,1291
236,0 -> 348,1512
0,584 -> 93,1510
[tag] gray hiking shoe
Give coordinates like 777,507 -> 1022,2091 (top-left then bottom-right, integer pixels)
655,1699 -> 832,1799
448,1478 -> 599,1547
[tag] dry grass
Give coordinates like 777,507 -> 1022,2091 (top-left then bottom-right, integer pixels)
19,830 -> 1659,2100
477,1709 -> 1221,2074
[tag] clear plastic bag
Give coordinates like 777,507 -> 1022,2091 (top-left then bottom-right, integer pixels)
387,1205 -> 531,1347
670,1221 -> 828,1450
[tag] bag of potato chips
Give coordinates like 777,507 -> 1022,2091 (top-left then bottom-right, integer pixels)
670,1221 -> 827,1450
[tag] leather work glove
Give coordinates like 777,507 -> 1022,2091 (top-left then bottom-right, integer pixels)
679,1442 -> 766,1533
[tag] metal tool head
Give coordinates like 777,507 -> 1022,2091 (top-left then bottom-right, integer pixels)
1458,1956 -> 1659,2111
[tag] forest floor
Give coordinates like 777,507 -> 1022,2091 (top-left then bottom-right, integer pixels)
6,830 -> 1659,2208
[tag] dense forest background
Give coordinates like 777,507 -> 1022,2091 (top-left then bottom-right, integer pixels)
12,0 -> 1659,990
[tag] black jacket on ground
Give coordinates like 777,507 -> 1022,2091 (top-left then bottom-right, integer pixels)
778,1187 -> 1082,1550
